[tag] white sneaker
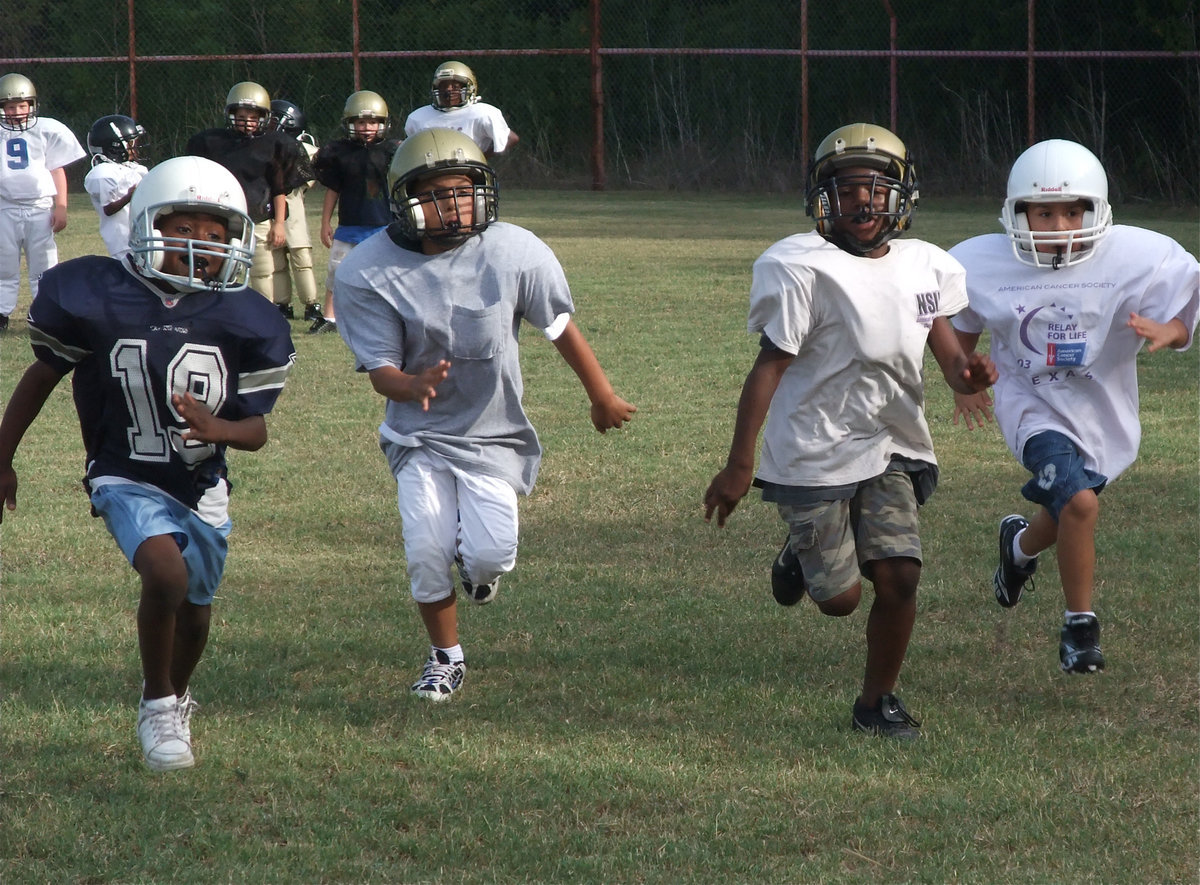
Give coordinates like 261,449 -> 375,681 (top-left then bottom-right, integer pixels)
178,689 -> 199,746
138,695 -> 195,771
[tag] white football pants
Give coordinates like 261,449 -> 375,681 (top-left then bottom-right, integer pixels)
395,447 -> 518,603
0,202 -> 57,316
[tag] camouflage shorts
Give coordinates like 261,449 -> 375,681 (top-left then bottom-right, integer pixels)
776,469 -> 922,602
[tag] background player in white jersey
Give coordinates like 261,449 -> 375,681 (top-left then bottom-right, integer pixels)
0,73 -> 87,330
83,114 -> 150,260
950,139 -> 1199,674
704,124 -> 997,740
0,156 -> 295,772
334,129 -> 634,702
404,61 -> 519,158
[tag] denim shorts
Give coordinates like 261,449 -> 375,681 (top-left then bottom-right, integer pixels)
1019,430 -> 1107,521
90,481 -> 232,606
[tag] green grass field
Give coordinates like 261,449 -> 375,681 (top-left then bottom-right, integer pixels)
1,191 -> 1196,883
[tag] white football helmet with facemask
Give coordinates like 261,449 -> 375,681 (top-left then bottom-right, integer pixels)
1001,139 -> 1112,269
127,156 -> 255,293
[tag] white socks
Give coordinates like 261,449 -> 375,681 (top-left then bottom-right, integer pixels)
1011,529 -> 1036,567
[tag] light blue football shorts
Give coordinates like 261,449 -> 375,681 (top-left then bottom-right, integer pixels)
90,481 -> 232,606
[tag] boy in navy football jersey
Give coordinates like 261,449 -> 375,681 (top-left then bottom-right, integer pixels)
0,156 -> 295,772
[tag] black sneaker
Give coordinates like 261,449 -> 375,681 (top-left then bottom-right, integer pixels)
993,514 -> 1036,608
307,317 -> 336,334
852,693 -> 921,740
1060,614 -> 1105,673
0,313 -> 9,331
277,303 -> 295,320
455,556 -> 498,605
770,539 -> 807,606
303,303 -> 323,322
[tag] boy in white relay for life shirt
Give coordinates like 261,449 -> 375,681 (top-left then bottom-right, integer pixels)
950,139 -> 1199,675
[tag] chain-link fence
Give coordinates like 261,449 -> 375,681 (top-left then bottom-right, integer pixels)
4,0 -> 1198,204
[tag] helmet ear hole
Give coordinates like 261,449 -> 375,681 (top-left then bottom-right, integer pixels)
811,190 -> 833,237
149,229 -> 165,271
406,197 -> 426,233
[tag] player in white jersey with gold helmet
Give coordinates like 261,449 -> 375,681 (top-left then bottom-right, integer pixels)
0,73 -> 87,329
950,139 -> 1199,675
404,61 -> 519,158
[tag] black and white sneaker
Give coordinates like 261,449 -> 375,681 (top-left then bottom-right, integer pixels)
993,514 -> 1037,608
1060,614 -> 1105,673
303,303 -> 323,322
456,556 -> 499,605
411,649 -> 465,701
277,303 -> 295,320
770,539 -> 807,606
852,693 -> 922,740
307,316 -> 336,334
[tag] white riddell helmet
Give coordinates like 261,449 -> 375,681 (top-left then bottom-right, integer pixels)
128,156 -> 254,293
1001,139 -> 1112,269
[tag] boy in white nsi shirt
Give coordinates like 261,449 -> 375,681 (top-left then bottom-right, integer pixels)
704,123 -> 997,740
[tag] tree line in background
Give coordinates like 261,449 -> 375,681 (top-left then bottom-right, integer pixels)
4,0 -> 1198,202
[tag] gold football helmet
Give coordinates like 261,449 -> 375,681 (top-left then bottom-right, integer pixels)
0,73 -> 37,131
225,81 -> 272,135
341,90 -> 389,140
387,128 -> 498,243
431,61 -> 479,110
805,123 -> 918,255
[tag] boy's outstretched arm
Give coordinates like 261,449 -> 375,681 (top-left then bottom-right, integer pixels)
1128,312 -> 1190,352
945,325 -> 995,430
0,361 -> 67,519
367,361 -> 452,411
551,319 -> 636,432
927,318 -> 998,429
172,393 -> 269,451
703,346 -> 792,528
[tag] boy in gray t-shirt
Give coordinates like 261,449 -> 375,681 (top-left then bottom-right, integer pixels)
335,128 -> 635,702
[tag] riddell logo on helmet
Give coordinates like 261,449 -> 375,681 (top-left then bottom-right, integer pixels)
1039,186 -> 1064,192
